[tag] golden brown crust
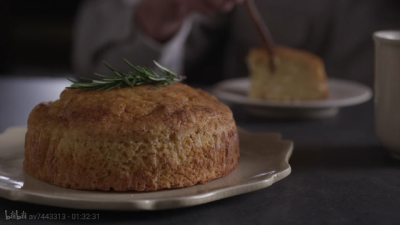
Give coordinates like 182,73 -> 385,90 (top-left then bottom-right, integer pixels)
249,46 -> 325,69
24,83 -> 240,191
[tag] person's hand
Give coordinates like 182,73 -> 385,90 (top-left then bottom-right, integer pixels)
135,0 -> 244,42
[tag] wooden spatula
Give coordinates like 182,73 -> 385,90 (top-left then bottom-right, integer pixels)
245,0 -> 276,73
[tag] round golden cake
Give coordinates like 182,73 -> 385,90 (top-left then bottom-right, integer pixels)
24,83 -> 239,191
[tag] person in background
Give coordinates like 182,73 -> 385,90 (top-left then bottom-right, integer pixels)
73,0 -> 400,87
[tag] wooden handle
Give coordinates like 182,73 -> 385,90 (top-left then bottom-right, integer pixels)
245,0 -> 276,73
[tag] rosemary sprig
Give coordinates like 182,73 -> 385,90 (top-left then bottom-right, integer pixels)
67,60 -> 186,91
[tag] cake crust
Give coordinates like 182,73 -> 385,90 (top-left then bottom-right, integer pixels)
24,83 -> 239,191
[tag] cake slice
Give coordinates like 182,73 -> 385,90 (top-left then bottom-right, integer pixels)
247,46 -> 329,101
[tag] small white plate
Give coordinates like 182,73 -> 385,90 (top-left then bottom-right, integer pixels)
0,127 -> 293,211
213,78 -> 373,119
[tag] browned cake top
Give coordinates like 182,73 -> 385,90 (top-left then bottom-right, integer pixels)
249,46 -> 325,67
29,83 -> 234,132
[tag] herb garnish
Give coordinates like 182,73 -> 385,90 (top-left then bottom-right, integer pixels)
67,60 -> 186,91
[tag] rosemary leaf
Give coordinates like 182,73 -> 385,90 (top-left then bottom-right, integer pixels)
105,81 -> 123,91
66,60 -> 185,91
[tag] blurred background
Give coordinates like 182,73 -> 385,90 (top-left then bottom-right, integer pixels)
1,0 -> 400,85
0,0 -> 80,76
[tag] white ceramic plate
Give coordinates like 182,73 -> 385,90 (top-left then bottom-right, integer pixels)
0,127 -> 293,211
213,78 -> 373,119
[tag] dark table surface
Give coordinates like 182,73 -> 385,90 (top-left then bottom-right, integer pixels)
0,77 -> 399,225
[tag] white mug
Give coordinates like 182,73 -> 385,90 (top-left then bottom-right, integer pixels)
374,31 -> 400,159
